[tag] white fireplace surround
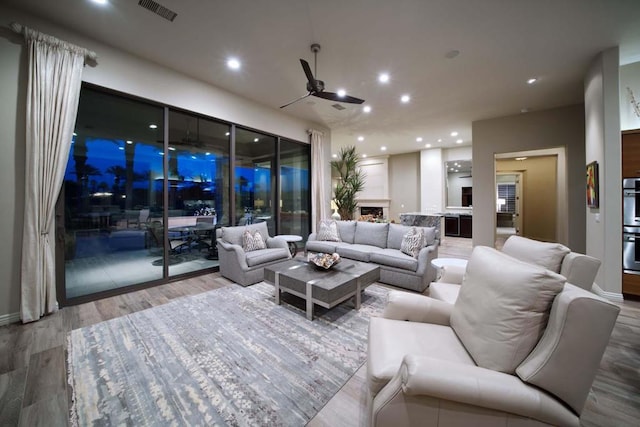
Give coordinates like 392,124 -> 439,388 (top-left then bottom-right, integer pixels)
357,199 -> 391,219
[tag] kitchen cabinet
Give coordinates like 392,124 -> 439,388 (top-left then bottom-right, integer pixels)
444,214 -> 472,238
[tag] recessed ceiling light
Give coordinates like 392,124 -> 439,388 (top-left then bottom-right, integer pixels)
149,124 -> 158,129
225,132 -> 230,136
527,78 -> 537,85
400,94 -> 411,103
158,152 -> 164,156
91,0 -> 108,5
337,89 -> 346,97
362,154 -> 367,158
363,105 -> 372,113
227,57 -> 241,70
437,138 -> 442,143
381,146 -> 387,151
205,152 -> 211,155
168,146 -> 176,151
515,157 -> 528,161
191,156 -> 197,159
118,147 -> 124,150
332,154 -> 338,158
378,73 -> 390,83
357,136 -> 364,142
126,140 -> 133,144
253,138 -> 259,142
456,139 -> 463,144
450,131 -> 458,137
425,144 -> 431,148
73,132 -> 77,136
416,137 -> 423,142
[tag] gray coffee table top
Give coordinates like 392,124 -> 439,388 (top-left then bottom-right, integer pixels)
264,259 -> 380,305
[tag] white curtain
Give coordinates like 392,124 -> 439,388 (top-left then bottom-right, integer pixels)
14,23 -> 95,322
309,129 -> 328,232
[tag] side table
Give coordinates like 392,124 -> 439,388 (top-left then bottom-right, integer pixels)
275,234 -> 303,257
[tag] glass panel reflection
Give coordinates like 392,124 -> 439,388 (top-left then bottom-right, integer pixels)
63,88 -> 164,298
279,139 -> 310,243
166,110 -> 230,276
235,128 -> 276,235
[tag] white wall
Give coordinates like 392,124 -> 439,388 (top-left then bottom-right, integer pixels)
620,61 -> 640,131
585,48 -> 622,296
359,157 -> 389,200
0,5 -> 329,320
472,104 -> 586,252
420,148 -> 444,213
389,152 -> 420,221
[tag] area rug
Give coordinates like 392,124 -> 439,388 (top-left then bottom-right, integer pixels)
67,282 -> 389,426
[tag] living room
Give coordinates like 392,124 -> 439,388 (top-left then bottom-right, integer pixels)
1,1 -> 640,426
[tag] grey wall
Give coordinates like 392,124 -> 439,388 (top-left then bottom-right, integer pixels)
472,104 -> 586,252
389,152 -> 420,221
0,5 -> 329,320
585,48 -> 621,295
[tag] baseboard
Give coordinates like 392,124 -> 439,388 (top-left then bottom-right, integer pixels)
0,312 -> 21,326
592,283 -> 624,303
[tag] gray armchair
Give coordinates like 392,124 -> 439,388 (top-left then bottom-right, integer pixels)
216,222 -> 291,286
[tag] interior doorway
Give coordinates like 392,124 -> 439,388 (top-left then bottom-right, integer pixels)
495,148 -> 566,247
495,172 -> 522,247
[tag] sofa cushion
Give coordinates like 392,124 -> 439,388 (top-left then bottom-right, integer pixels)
221,222 -> 269,246
336,220 -> 357,244
336,244 -> 384,262
502,235 -> 570,273
400,227 -> 424,258
305,240 -> 339,254
242,230 -> 266,252
451,246 -> 565,374
245,247 -> 289,267
317,220 -> 341,242
367,317 -> 475,395
354,221 -> 389,248
387,223 -> 409,250
370,249 -> 419,272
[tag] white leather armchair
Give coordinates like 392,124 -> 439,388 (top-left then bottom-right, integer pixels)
367,246 -> 619,427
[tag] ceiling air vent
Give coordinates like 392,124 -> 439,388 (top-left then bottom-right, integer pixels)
331,103 -> 346,111
138,0 -> 177,22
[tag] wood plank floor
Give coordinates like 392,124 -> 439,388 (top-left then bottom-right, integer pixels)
0,236 -> 638,426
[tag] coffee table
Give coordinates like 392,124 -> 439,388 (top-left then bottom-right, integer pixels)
264,259 -> 380,320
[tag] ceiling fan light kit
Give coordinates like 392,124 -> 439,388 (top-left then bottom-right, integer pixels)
280,43 -> 365,109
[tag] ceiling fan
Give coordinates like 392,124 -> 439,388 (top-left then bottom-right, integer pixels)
280,43 -> 365,109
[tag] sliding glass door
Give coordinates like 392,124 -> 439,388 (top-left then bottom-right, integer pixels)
62,88 -> 165,299
58,85 -> 311,304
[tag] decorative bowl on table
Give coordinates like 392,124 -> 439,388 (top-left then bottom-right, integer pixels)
309,252 -> 341,270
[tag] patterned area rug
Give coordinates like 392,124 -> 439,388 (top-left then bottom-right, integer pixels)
67,282 -> 389,426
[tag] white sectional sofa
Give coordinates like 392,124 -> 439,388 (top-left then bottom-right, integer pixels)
305,221 -> 439,292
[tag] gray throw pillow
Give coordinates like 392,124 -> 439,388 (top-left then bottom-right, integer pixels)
317,220 -> 341,242
450,246 -> 565,374
400,227 -> 424,258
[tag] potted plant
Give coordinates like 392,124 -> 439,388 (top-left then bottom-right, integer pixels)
331,146 -> 366,220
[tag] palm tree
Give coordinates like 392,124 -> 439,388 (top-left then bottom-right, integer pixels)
331,146 -> 366,220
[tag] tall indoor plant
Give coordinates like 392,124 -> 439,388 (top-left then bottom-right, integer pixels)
331,146 -> 366,220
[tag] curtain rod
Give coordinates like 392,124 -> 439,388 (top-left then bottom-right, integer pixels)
10,22 -> 98,63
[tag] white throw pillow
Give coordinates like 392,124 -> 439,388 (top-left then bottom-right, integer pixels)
400,227 -> 424,258
450,246 -> 565,374
317,220 -> 341,242
242,230 -> 266,252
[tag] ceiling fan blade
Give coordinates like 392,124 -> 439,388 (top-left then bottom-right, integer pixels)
279,92 -> 312,109
312,91 -> 365,104
300,59 -> 320,93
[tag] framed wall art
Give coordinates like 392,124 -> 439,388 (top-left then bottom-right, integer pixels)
586,161 -> 599,208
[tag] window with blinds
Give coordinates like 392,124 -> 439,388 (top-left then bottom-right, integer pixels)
497,183 -> 516,213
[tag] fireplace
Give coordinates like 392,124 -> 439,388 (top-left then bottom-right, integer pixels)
360,206 -> 383,218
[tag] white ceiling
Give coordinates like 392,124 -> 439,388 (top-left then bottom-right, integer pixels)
5,0 -> 640,156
